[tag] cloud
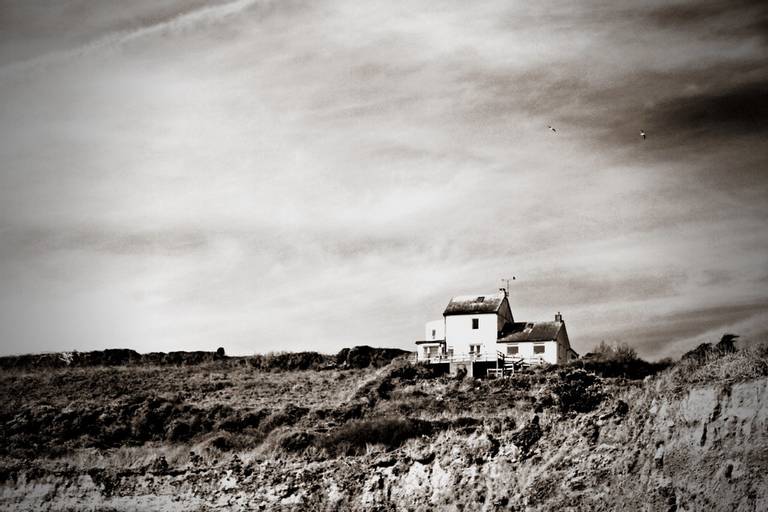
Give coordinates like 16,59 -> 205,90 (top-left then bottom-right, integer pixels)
647,79 -> 768,136
614,302 -> 768,359
647,0 -> 768,41
0,0 -> 268,78
0,0 -> 766,358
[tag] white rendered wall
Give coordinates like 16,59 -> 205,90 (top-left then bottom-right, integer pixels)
416,343 -> 444,362
424,319 -> 445,341
500,340 -> 559,364
445,313 -> 498,361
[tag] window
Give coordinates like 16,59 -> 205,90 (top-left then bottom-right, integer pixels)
431,329 -> 436,339
427,346 -> 439,357
447,348 -> 454,357
534,345 -> 545,354
476,296 -> 485,302
507,345 -> 519,355
469,344 -> 481,355
472,318 -> 479,329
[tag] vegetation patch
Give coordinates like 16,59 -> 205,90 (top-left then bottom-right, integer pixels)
569,341 -> 672,379
317,417 -> 434,456
552,370 -> 603,414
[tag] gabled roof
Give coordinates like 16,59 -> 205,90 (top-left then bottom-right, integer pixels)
443,292 -> 506,316
498,321 -> 564,343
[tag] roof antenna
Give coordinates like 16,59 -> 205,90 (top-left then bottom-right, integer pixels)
500,276 -> 516,296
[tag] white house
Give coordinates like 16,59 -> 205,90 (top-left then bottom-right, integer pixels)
415,288 -> 578,376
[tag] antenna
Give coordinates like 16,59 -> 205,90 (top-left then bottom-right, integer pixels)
500,276 -> 516,295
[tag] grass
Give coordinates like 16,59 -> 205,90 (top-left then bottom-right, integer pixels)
2,341 -> 766,465
663,341 -> 768,390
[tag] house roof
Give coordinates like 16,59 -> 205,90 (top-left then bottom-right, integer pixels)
443,292 -> 506,316
415,339 -> 446,345
498,321 -> 564,343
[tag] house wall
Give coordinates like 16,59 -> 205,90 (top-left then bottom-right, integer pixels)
557,325 -> 578,363
556,327 -> 568,364
424,319 -> 445,342
496,298 -> 514,332
416,342 -> 444,362
445,313 -> 498,362
500,340 -> 559,364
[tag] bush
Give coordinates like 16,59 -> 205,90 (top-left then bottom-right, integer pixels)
335,346 -> 410,369
575,341 -> 669,379
669,341 -> 768,387
511,415 -> 542,458
319,416 -> 433,456
682,334 -> 741,365
552,370 -> 602,414
259,404 -> 309,434
591,341 -> 638,362
278,431 -> 316,453
165,420 -> 192,442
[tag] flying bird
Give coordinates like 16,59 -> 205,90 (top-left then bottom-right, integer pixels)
640,130 -> 646,140
547,125 -> 557,133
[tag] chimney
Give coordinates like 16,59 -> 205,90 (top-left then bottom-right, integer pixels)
499,287 -> 507,297
555,311 -> 563,322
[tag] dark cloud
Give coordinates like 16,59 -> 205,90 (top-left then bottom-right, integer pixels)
649,1 -> 757,25
518,272 -> 688,308
647,0 -> 768,41
620,301 -> 768,358
0,0 -> 229,66
646,80 -> 768,137
0,227 -> 210,257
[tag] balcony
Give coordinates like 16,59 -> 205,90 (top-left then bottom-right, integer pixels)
419,351 -> 497,364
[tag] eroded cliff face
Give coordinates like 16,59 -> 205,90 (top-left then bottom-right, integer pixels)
2,377 -> 766,511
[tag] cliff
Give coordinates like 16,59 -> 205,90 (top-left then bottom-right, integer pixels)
1,346 -> 766,511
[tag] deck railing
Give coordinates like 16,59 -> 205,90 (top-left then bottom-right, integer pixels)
416,351 -> 547,370
420,351 -> 499,364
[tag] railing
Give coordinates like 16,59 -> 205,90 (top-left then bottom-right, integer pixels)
421,351 -> 499,364
503,355 -> 546,366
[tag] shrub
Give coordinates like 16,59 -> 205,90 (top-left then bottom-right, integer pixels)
669,341 -> 768,387
591,341 -> 638,362
552,370 -> 602,414
335,346 -> 410,369
575,341 -> 670,379
319,416 -> 433,456
511,415 -> 542,458
165,420 -> 192,442
682,334 -> 741,365
259,404 -> 309,434
278,431 -> 316,453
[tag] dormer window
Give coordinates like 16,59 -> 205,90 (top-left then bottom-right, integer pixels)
476,296 -> 485,302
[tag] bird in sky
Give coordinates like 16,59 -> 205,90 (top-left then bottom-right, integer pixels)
547,125 -> 557,133
640,130 -> 646,140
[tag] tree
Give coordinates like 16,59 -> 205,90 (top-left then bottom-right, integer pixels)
591,341 -> 637,362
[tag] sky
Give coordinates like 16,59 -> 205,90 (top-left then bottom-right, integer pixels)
0,0 -> 767,359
